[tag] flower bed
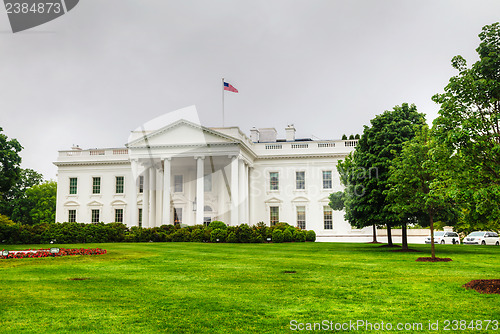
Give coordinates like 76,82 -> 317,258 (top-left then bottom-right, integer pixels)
1,248 -> 107,259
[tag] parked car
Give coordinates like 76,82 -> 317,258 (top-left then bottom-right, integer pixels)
425,231 -> 461,245
463,231 -> 500,245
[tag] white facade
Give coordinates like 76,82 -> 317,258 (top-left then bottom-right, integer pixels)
54,119 -> 362,238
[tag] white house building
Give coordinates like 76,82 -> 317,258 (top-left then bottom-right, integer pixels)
54,116 -> 365,240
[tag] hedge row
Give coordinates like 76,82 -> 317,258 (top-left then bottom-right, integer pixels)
0,220 -> 316,244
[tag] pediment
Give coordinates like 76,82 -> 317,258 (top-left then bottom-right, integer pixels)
319,196 -> 330,203
292,196 -> 309,203
111,199 -> 127,206
265,197 -> 282,204
64,200 -> 80,207
87,200 -> 104,207
128,119 -> 238,148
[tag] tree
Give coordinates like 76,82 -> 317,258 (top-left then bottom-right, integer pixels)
386,126 -> 458,258
332,103 -> 426,246
24,181 -> 57,224
0,127 -> 23,199
433,22 -> 500,228
0,168 -> 44,222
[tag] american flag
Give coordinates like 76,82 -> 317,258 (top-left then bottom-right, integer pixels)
224,81 -> 238,93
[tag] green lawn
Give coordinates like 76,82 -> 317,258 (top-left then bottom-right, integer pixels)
0,242 -> 498,333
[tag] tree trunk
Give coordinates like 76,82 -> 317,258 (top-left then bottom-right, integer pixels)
401,221 -> 408,250
429,210 -> 435,259
386,224 -> 393,246
372,224 -> 378,243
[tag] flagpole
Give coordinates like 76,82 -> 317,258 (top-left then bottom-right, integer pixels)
222,78 -> 225,127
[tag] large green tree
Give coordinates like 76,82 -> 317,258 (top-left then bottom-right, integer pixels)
330,103 -> 426,246
0,168 -> 44,222
386,126 -> 458,258
0,127 -> 23,199
433,22 -> 500,229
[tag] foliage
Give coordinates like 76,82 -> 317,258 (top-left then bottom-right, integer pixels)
306,230 -> 316,242
210,228 -> 227,243
0,128 -> 23,200
283,229 -> 293,242
208,220 -> 227,230
271,229 -> 284,243
333,103 -> 426,245
432,22 -> 500,228
342,134 -> 347,140
386,126 -> 459,258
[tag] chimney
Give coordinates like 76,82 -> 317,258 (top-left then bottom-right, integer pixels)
258,128 -> 277,142
250,127 -> 259,142
285,124 -> 296,142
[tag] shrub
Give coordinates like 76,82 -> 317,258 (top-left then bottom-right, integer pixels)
191,229 -> 204,242
227,232 -> 238,243
208,221 -> 227,230
251,230 -> 264,243
210,228 -> 227,242
294,230 -> 306,242
272,229 -> 284,243
237,224 -> 252,243
283,229 -> 293,242
306,230 -> 316,242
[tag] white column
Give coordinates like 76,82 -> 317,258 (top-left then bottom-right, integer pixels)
143,168 -> 150,228
162,158 -> 171,225
230,155 -> 239,226
156,168 -> 162,226
238,159 -> 245,223
149,166 -> 156,227
130,160 -> 138,227
245,163 -> 249,224
196,156 -> 204,226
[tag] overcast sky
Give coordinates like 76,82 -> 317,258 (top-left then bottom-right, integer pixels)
1,0 -> 499,179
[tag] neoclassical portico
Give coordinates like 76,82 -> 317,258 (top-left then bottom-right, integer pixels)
133,154 -> 251,227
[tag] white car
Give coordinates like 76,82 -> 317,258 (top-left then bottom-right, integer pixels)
425,231 -> 461,245
463,231 -> 500,245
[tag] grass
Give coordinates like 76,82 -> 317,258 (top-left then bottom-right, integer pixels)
0,242 -> 499,333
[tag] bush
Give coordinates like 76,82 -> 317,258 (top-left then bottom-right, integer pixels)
210,228 -> 227,242
306,230 -> 316,242
208,221 -> 227,230
283,229 -> 293,242
294,230 -> 306,242
227,232 -> 238,243
191,229 -> 204,242
272,229 -> 284,243
237,224 -> 252,243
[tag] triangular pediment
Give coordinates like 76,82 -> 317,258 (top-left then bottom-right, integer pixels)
265,197 -> 282,204
128,119 -> 239,148
87,200 -> 103,207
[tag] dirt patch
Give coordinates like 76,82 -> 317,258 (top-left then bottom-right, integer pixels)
283,271 -> 296,274
463,279 -> 500,294
379,244 -> 402,248
366,241 -> 382,244
68,277 -> 91,281
415,257 -> 452,262
392,248 -> 421,252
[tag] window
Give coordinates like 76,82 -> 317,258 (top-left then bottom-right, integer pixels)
322,171 -> 332,189
174,208 -> 182,225
138,208 -> 142,227
139,176 -> 144,193
296,171 -> 305,190
174,175 -> 183,192
204,217 -> 211,227
69,177 -> 77,194
297,206 -> 306,229
91,209 -> 100,223
116,176 -> 124,193
204,174 -> 212,192
68,210 -> 76,223
92,177 -> 101,194
115,209 -> 123,223
323,206 -> 333,229
270,172 -> 279,191
270,206 -> 279,226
